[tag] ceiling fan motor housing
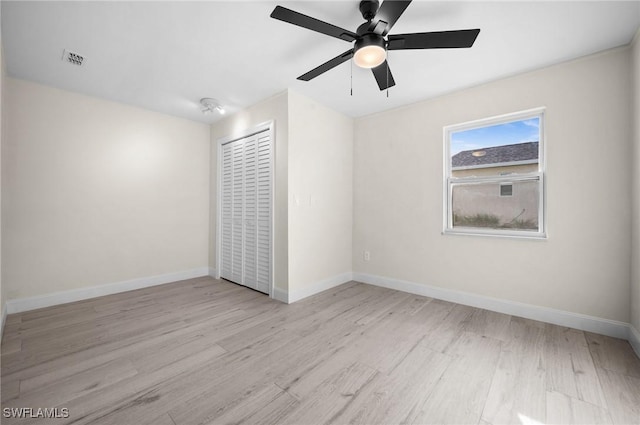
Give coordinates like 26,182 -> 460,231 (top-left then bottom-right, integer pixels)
359,0 -> 379,21
355,33 -> 386,52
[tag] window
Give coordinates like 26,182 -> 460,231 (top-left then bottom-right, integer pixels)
500,183 -> 513,197
443,108 -> 545,238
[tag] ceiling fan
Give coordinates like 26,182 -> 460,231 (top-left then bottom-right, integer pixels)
270,0 -> 480,91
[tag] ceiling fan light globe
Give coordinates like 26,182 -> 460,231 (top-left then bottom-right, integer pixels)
354,45 -> 386,68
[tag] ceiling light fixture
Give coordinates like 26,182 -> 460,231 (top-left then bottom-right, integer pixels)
200,98 -> 225,115
353,34 -> 386,69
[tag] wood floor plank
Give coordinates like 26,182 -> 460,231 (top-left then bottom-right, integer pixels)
422,303 -> 473,353
278,294 -> 452,400
545,326 -> 608,408
332,341 -> 451,424
511,316 -> 547,330
352,289 -> 413,326
387,294 -> 433,317
169,342 -> 364,425
150,413 -> 177,425
81,329 -> 306,424
462,308 -> 512,342
481,318 -> 546,425
1,312 -> 190,375
128,336 -> 226,375
413,331 -> 502,425
354,312 -> 439,373
203,383 -> 298,425
13,359 -> 138,410
595,367 -> 640,425
8,308 -> 242,393
281,284 -> 396,336
1,333 -> 21,356
4,313 -> 21,326
164,364 -> 287,424
167,290 -> 406,424
586,332 -> 640,378
19,302 -> 173,350
277,362 -> 378,425
274,331 -> 380,400
1,378 -> 20,403
1,314 -> 184,377
43,343 -> 230,425
546,390 -> 613,425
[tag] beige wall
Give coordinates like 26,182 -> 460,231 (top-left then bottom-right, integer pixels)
632,32 -> 640,332
2,78 -> 210,299
288,90 -> 353,292
0,15 -> 4,320
210,92 -> 289,292
354,47 -> 632,322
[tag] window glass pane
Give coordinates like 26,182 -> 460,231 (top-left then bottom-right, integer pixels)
450,117 -> 540,177
451,179 -> 539,231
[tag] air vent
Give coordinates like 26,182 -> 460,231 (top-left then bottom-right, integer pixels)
62,49 -> 85,66
500,183 -> 513,197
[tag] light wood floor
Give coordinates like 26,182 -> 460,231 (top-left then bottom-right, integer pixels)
2,277 -> 640,425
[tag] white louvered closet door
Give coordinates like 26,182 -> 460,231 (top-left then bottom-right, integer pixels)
220,131 -> 272,295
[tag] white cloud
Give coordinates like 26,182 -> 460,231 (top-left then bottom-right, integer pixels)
450,141 -> 484,155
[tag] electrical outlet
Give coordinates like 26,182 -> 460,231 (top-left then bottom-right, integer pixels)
364,251 -> 370,261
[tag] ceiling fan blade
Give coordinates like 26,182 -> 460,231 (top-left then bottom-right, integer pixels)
298,49 -> 355,81
368,1 -> 412,36
387,29 -> 480,50
371,60 -> 396,90
271,6 -> 357,42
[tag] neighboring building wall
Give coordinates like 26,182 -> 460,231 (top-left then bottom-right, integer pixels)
452,180 -> 539,228
452,163 -> 539,227
3,78 -> 210,300
354,47 -> 632,322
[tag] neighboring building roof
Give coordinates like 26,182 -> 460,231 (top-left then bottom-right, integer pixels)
452,141 -> 539,169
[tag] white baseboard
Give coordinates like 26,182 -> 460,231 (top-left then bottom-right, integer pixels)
208,267 -> 217,278
629,325 -> 640,359
1,302 -> 7,341
353,272 -> 630,340
6,267 -> 210,314
272,287 -> 289,304
288,272 -> 353,304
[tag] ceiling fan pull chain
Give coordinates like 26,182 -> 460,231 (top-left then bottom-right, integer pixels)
350,58 -> 353,96
386,49 -> 389,98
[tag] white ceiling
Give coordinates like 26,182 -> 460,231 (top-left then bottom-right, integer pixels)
2,1 -> 639,124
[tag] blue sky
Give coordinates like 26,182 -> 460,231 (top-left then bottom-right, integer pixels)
450,117 -> 540,155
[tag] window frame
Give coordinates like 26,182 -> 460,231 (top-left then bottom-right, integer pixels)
443,108 -> 547,239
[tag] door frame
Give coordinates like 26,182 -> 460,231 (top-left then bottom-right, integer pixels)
215,120 -> 275,298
